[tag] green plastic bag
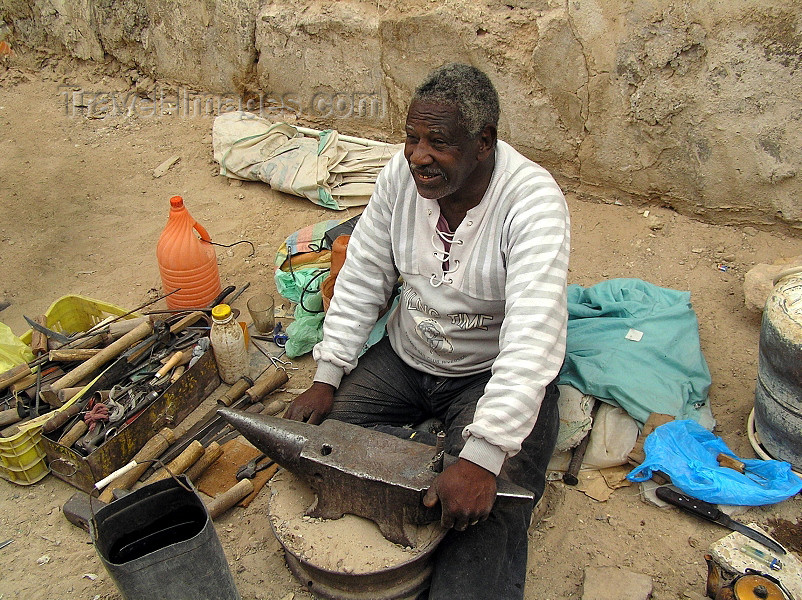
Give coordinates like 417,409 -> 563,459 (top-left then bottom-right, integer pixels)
281,263 -> 329,358
0,321 -> 34,372
285,305 -> 325,358
275,267 -> 328,306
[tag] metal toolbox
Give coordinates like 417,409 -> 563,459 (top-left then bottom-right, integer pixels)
41,350 -> 220,493
1,294 -> 143,486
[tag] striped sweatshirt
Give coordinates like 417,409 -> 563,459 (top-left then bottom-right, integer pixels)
313,140 -> 570,475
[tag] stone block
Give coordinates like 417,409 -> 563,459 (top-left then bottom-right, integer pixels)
744,257 -> 802,313
582,566 -> 653,600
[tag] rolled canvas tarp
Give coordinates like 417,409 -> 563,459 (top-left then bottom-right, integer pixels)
212,111 -> 402,210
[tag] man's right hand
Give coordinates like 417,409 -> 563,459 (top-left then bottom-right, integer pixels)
283,381 -> 336,424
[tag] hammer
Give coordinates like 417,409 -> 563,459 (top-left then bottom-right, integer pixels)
563,400 -> 600,486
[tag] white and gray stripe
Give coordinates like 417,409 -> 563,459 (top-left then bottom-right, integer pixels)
314,140 -> 570,475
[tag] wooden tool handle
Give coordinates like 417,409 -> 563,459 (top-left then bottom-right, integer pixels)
170,365 -> 185,383
184,442 -> 223,482
717,452 -> 746,473
56,387 -> 86,405
51,321 -> 154,393
9,372 -> 37,393
108,316 -> 152,339
0,363 -> 32,392
263,399 -> 288,416
58,420 -> 88,448
49,333 -> 109,351
95,460 -> 141,491
143,439 -> 204,485
245,369 -> 289,403
0,407 -> 22,428
98,427 -> 175,502
156,351 -> 184,379
48,349 -> 101,362
167,351 -> 192,367
169,310 -> 206,334
206,479 -> 254,520
43,402 -> 82,434
30,315 -> 48,357
218,377 -> 253,407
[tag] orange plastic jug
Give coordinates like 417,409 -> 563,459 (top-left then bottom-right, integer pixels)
322,235 -> 350,312
156,196 -> 222,309
330,235 -> 350,279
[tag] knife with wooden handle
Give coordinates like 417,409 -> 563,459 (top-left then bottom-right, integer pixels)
655,486 -> 786,555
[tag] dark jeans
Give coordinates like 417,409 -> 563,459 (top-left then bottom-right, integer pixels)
327,337 -> 560,600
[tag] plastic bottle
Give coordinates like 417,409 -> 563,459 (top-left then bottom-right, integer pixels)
209,304 -> 249,384
157,196 -> 222,309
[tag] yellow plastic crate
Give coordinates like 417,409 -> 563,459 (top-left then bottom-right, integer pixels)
0,427 -> 47,484
0,295 -> 138,485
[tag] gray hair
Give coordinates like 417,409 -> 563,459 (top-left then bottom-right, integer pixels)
412,63 -> 500,138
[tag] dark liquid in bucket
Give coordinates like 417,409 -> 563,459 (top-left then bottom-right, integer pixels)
108,506 -> 206,563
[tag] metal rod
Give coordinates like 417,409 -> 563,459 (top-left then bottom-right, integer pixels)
78,290 -> 181,340
294,125 -> 394,148
227,282 -> 250,305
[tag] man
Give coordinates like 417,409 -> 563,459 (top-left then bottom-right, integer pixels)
286,63 -> 570,598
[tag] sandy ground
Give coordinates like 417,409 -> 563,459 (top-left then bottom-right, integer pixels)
1,53 -> 801,600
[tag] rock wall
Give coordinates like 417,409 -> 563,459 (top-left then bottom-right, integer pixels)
2,0 -> 800,229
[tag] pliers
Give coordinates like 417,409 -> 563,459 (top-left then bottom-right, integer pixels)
235,453 -> 275,480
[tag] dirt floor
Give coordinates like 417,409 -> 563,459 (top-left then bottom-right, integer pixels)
1,53 -> 801,600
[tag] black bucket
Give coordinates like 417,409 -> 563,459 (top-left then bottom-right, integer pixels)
90,475 -> 240,600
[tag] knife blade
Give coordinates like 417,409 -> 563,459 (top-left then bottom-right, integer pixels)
655,486 -> 786,555
23,315 -> 72,344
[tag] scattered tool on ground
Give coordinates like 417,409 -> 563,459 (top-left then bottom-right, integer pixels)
656,486 -> 786,555
63,492 -> 108,532
150,366 -> 288,471
97,428 -> 176,502
143,284 -> 241,315
236,453 -> 275,481
563,400 -> 600,486
217,408 -> 535,547
143,440 -> 205,485
251,341 -> 296,372
226,282 -> 250,305
206,479 -> 254,520
184,441 -> 224,483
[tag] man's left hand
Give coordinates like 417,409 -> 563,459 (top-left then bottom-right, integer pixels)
423,458 -> 497,531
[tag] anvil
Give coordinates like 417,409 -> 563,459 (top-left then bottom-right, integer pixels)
217,407 -> 534,547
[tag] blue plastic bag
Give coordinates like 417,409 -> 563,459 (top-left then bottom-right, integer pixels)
627,420 -> 802,505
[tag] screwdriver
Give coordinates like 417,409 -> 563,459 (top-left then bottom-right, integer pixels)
740,545 -> 782,570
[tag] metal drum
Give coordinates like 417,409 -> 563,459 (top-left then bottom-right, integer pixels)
268,469 -> 447,600
754,274 -> 802,470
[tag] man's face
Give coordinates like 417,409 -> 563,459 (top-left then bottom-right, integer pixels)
404,101 -> 484,201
